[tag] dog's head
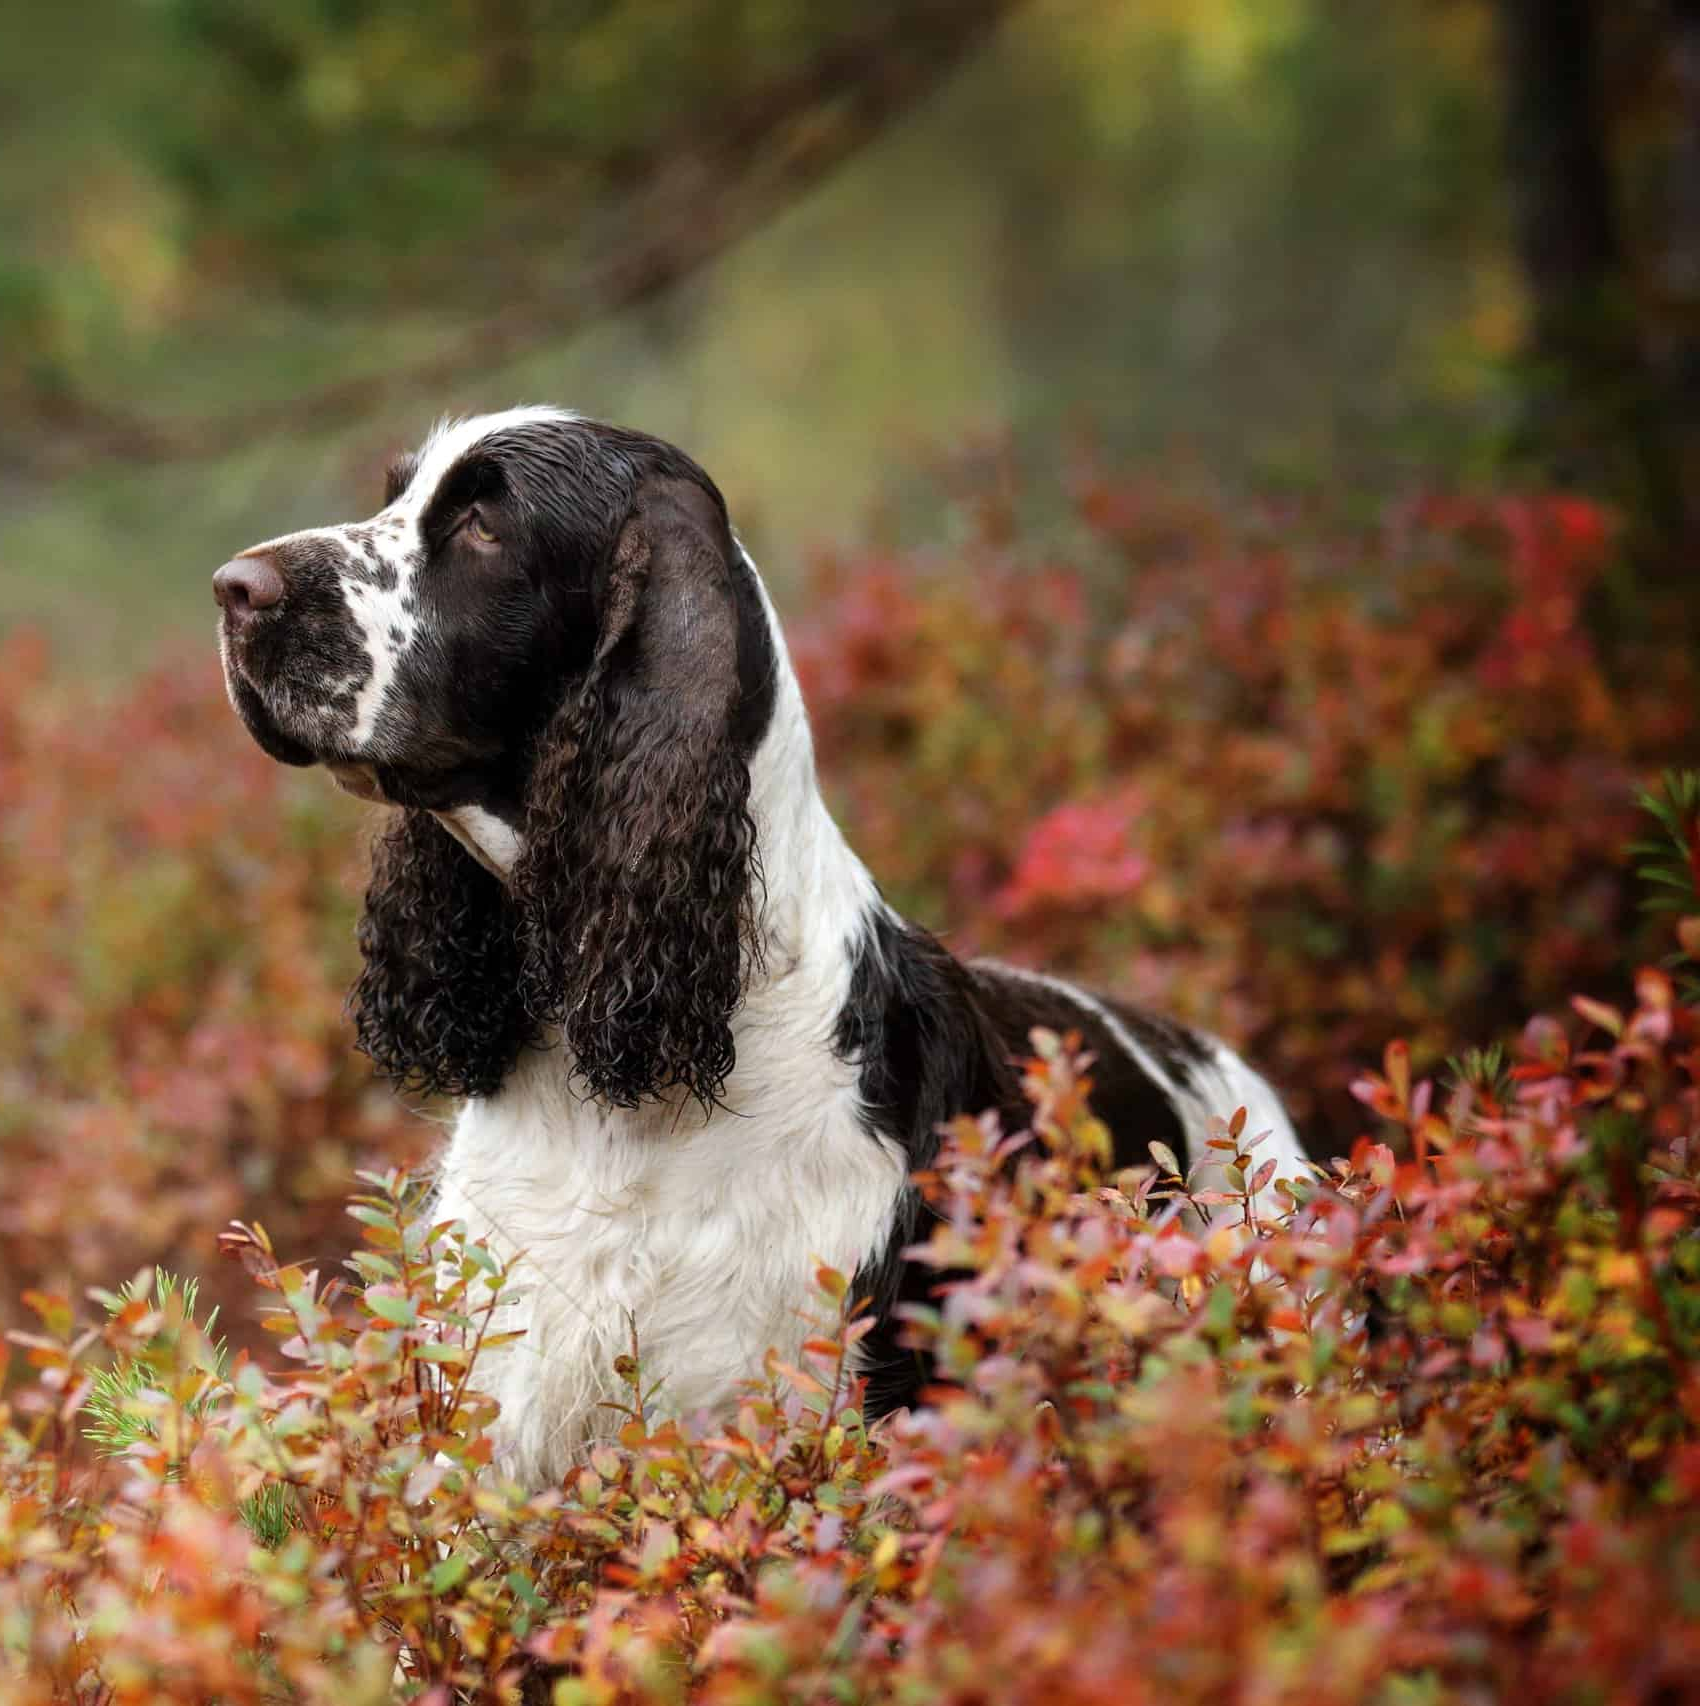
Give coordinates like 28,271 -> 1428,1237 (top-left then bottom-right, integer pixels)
215,407 -> 777,1108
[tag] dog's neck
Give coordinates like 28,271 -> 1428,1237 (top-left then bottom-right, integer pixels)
435,805 -> 522,879
736,575 -> 881,990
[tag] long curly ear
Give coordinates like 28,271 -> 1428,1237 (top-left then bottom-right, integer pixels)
350,809 -> 530,1098
512,478 -> 762,1110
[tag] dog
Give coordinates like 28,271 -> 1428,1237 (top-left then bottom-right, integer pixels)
214,406 -> 1306,1487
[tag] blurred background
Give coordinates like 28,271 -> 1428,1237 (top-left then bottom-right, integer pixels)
6,0 -> 1697,652
2,0 -> 1698,1334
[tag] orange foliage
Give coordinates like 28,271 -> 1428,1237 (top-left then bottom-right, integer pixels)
4,997 -> 1699,1701
3,455 -> 1699,1700
794,471 -> 1694,1139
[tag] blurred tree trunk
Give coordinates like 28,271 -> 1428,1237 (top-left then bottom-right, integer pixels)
1499,0 -> 1621,371
1658,0 -> 1700,483
1495,0 -> 1693,616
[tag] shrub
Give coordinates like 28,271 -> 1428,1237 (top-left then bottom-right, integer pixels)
4,462 -> 1693,1336
794,470 -> 1697,1142
3,453 -> 1698,1697
0,626 -> 424,1341
4,967 -> 1699,1700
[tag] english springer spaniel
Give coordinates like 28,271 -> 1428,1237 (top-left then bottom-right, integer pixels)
213,406 -> 1305,1488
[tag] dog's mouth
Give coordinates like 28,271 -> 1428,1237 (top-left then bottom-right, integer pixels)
219,620 -> 511,814
227,677 -> 501,811
220,666 -> 323,768
219,615 -> 368,772
228,690 -> 396,805
326,761 -> 385,801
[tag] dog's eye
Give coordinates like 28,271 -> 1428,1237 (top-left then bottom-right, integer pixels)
463,509 -> 499,546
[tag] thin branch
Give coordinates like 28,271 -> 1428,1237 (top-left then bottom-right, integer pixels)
19,0 -> 1022,480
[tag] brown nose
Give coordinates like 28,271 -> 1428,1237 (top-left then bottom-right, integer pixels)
213,553 -> 285,619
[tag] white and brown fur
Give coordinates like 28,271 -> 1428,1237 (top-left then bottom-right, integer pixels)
214,406 -> 1306,1488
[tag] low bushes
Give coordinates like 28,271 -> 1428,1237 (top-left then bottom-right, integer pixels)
0,627 -> 420,1336
4,971 -> 1698,1700
793,470 -> 1696,1143
2,453 -> 1698,1698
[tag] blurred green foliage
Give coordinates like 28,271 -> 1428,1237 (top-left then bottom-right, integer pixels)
140,0 -> 930,293
1,0 -> 1509,658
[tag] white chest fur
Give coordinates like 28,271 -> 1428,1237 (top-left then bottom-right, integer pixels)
433,967 -> 904,1490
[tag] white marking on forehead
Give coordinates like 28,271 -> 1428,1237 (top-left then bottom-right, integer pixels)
403,405 -> 583,511
240,406 -> 583,556
344,410 -> 586,749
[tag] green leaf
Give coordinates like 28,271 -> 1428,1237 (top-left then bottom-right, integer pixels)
413,1341 -> 468,1364
366,1293 -> 418,1327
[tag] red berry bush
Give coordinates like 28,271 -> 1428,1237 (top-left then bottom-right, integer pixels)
2,453 -> 1698,1700
0,628 -> 421,1337
4,996 -> 1699,1701
793,468 -> 1694,1143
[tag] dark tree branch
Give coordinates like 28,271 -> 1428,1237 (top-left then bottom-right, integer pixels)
16,0 -> 1021,480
